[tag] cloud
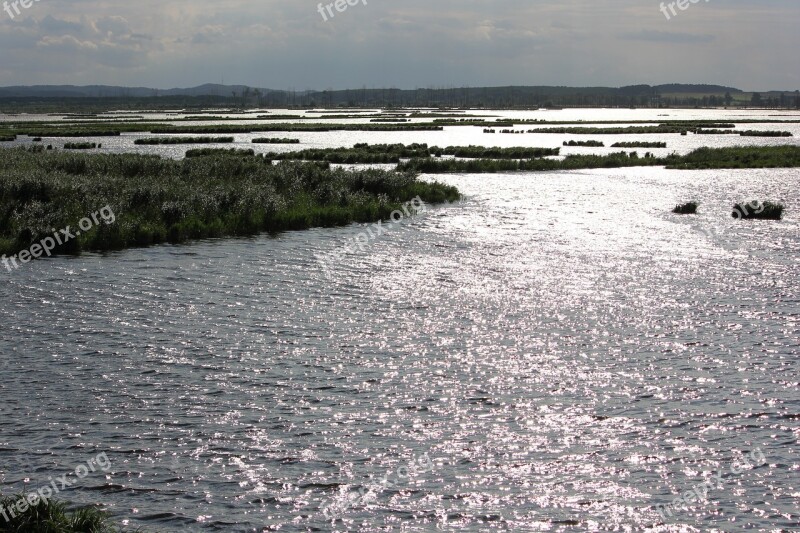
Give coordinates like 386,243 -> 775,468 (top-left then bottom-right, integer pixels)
0,0 -> 797,90
620,30 -> 715,44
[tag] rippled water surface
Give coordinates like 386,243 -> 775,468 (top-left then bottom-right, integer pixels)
1,110 -> 799,532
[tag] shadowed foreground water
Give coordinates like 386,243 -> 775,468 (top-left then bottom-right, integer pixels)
1,166 -> 798,531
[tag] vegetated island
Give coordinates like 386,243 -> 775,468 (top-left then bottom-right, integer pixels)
134,136 -> 235,145
0,147 -> 460,259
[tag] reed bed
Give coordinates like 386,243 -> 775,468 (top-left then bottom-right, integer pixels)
0,147 -> 460,258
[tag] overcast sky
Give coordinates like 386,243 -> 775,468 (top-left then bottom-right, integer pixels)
0,0 -> 797,91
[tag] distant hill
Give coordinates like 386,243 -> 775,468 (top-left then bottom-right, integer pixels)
0,83 -> 797,110
0,84 -> 281,98
0,83 -> 745,99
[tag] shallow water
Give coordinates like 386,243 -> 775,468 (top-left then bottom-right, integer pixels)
1,111 -> 799,532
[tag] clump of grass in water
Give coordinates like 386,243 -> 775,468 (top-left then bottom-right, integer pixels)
185,148 -> 255,157
673,201 -> 699,214
563,140 -> 604,147
134,136 -> 234,145
732,201 -> 784,220
63,142 -> 98,150
0,494 -> 120,532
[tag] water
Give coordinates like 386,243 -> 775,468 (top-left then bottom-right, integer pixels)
1,110 -> 799,531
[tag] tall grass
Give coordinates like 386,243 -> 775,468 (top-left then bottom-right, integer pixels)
0,147 -> 460,257
0,494 -> 120,532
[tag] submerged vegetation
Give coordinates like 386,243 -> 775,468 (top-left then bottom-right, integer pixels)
134,136 -> 235,145
732,201 -> 784,220
0,494 -> 119,532
673,201 -> 699,214
0,147 -> 460,258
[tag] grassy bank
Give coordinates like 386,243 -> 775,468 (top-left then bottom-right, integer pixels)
0,147 -> 460,258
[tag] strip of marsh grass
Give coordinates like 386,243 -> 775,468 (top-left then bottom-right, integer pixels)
397,146 -> 800,173
185,148 -> 255,157
134,136 -> 235,145
398,151 -> 659,173
666,146 -> 800,169
563,140 -> 604,147
0,494 -> 120,532
437,146 -> 559,158
0,147 -> 460,258
611,142 -> 667,148
263,144 -> 560,164
252,138 -> 301,144
63,142 -> 99,150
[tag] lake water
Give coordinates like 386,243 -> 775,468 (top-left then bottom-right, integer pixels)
1,109 -> 799,531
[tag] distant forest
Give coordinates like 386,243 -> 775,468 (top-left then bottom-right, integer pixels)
2,84 -> 799,111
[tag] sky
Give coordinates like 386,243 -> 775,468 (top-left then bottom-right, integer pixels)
0,0 -> 798,91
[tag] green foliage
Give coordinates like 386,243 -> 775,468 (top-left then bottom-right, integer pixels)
0,494 -> 120,532
0,147 -> 460,258
667,146 -> 800,169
